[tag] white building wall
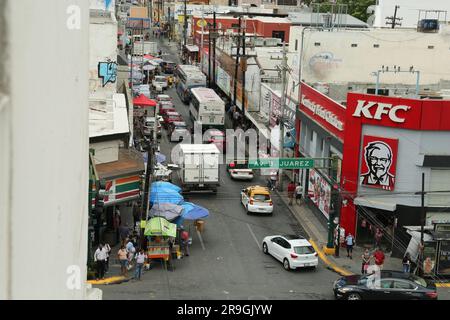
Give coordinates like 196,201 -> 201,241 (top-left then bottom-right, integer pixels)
374,0 -> 450,29
287,26 -> 450,101
0,0 -> 92,299
357,126 -> 450,208
89,17 -> 118,96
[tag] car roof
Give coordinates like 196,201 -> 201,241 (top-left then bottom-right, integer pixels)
166,111 -> 180,115
247,186 -> 270,194
172,121 -> 186,126
283,234 -> 306,241
157,94 -> 170,99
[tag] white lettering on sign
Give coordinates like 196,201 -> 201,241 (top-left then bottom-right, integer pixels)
352,100 -> 410,123
301,95 -> 344,131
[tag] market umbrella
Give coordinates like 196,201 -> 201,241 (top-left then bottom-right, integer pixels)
133,94 -> 157,107
142,64 -> 156,71
149,203 -> 183,221
151,181 -> 181,193
144,217 -> 177,237
150,189 -> 184,205
181,202 -> 209,220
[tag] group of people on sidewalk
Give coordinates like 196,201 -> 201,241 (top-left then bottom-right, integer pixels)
287,181 -> 303,206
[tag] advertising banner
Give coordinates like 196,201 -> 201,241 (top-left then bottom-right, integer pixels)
216,66 -> 231,95
360,135 -> 398,191
308,169 -> 331,220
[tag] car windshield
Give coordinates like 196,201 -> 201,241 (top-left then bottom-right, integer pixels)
230,162 -> 249,169
156,76 -> 166,81
253,194 -> 270,202
169,115 -> 180,120
294,246 -> 315,255
175,125 -> 187,129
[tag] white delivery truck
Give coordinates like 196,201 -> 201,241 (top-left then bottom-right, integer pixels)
133,41 -> 158,56
177,144 -> 220,193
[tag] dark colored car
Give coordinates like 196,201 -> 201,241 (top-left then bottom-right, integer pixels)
333,270 -> 438,300
162,111 -> 183,128
161,61 -> 176,74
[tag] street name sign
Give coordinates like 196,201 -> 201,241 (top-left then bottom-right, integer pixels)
248,158 -> 314,169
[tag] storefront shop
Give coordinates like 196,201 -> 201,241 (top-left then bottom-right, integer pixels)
340,93 -> 450,257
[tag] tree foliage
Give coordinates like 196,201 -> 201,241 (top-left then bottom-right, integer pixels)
301,0 -> 376,23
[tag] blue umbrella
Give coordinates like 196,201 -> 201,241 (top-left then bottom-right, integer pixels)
151,181 -> 181,193
150,189 -> 184,205
181,202 -> 209,220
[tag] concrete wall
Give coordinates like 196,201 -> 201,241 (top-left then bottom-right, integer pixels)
358,126 -> 450,208
287,26 -> 450,102
0,0 -> 91,299
90,140 -> 120,164
374,0 -> 450,28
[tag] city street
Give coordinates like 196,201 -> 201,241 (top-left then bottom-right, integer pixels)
100,39 -> 340,300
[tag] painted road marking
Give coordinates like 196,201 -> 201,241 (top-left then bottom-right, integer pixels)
309,239 -> 353,276
247,223 -> 261,250
197,230 -> 206,251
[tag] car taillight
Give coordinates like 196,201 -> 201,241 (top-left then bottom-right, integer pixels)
249,199 -> 254,205
290,253 -> 298,259
269,201 -> 273,206
232,170 -> 237,174
314,252 -> 318,257
426,292 -> 438,299
229,162 -> 235,168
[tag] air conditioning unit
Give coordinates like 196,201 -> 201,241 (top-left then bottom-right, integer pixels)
417,19 -> 439,33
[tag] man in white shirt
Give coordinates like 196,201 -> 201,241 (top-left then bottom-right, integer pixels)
295,184 -> 303,205
134,249 -> 146,280
94,244 -> 108,280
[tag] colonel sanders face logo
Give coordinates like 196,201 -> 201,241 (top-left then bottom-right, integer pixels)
360,141 -> 395,190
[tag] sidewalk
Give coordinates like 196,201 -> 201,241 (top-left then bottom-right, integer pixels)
276,179 -> 403,276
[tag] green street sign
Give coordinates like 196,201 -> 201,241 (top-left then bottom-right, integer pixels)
248,158 -> 314,169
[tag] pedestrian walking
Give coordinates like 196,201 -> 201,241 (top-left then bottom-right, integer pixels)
374,227 -> 383,249
118,245 -> 129,277
361,249 -> 371,274
295,183 -> 303,205
94,244 -> 107,280
126,239 -> 136,269
181,229 -> 190,257
373,247 -> 385,271
345,233 -> 355,259
104,242 -> 111,273
402,252 -> 412,273
134,249 -> 146,280
287,181 -> 296,206
119,222 -> 130,242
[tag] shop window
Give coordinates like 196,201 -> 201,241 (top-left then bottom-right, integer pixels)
295,39 -> 298,51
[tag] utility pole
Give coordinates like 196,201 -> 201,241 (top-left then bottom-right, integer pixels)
241,19 -> 246,117
274,41 -> 288,191
200,7 -> 205,67
233,16 -> 242,108
385,5 -> 402,29
212,12 -> 217,89
183,0 -> 188,47
419,172 -> 426,275
208,22 -> 212,87
141,139 -> 154,249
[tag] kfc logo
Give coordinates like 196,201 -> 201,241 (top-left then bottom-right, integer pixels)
353,100 -> 411,123
360,136 -> 398,191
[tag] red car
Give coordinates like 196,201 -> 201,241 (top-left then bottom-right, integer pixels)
162,111 -> 183,128
204,129 -> 226,153
159,103 -> 176,116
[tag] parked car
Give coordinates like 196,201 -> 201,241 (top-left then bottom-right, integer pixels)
262,234 -> 319,271
143,116 -> 161,138
240,185 -> 273,215
168,121 -> 190,142
161,61 -> 176,74
162,111 -> 183,128
333,271 -> 438,300
204,129 -> 226,153
159,103 -> 176,116
156,94 -> 172,104
152,75 -> 168,90
227,159 -> 254,180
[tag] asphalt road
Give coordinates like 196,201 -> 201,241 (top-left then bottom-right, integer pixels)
99,39 -> 340,300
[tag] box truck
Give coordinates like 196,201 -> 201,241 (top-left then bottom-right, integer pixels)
177,144 -> 220,193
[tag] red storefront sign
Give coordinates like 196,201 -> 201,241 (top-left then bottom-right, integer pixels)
340,93 -> 450,236
299,83 -> 346,141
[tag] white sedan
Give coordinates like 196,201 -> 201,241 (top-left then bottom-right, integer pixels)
262,235 -> 319,271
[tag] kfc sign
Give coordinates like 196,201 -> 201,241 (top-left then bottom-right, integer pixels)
360,136 -> 398,191
352,100 -> 411,123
